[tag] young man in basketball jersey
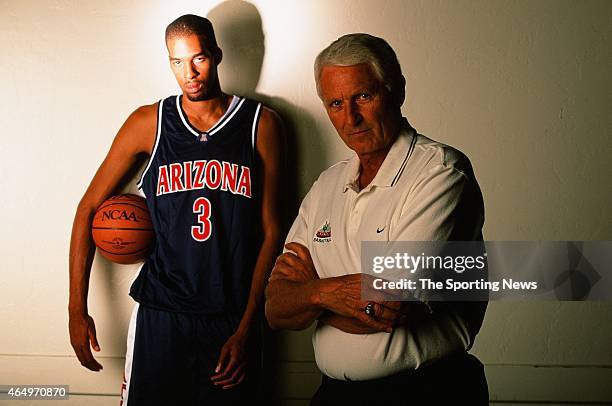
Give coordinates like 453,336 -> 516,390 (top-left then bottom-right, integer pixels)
68,15 -> 283,405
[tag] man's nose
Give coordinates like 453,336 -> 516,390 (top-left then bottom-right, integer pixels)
345,102 -> 363,127
184,62 -> 198,80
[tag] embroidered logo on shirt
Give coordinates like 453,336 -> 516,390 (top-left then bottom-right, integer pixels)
376,226 -> 386,234
313,221 -> 332,243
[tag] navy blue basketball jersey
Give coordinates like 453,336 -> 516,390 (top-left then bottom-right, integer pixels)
129,95 -> 263,314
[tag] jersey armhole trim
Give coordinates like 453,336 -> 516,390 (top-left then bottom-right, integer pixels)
251,102 -> 263,152
136,99 -> 164,194
209,97 -> 246,136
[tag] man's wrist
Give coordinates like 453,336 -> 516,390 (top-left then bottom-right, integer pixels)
307,278 -> 326,310
68,303 -> 87,317
236,315 -> 256,337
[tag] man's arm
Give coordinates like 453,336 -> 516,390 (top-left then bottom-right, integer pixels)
264,278 -> 324,331
264,183 -> 323,330
266,243 -> 395,332
68,104 -> 157,371
319,299 -> 430,334
264,172 -> 401,333
211,107 -> 284,389
268,247 -> 426,334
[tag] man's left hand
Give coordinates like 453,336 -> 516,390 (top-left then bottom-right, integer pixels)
211,331 -> 249,389
269,242 -> 319,283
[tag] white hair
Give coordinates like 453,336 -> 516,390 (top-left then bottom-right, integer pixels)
314,33 -> 406,106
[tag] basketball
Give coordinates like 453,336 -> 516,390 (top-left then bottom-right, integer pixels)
92,194 -> 154,264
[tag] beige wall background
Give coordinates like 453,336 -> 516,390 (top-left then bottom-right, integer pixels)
1,0 -> 611,404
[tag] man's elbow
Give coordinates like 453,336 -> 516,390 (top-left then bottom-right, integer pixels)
75,194 -> 98,218
264,300 -> 282,330
265,303 -> 307,331
264,294 -> 313,331
264,284 -> 284,330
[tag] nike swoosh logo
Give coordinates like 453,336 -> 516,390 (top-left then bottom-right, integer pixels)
376,227 -> 385,233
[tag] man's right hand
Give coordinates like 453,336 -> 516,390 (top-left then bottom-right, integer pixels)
316,274 -> 397,333
69,313 -> 103,371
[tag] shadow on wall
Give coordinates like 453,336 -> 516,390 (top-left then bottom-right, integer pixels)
208,0 -> 329,216
207,1 -> 326,403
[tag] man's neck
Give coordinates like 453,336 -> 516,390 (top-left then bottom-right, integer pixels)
357,144 -> 393,190
356,119 -> 402,190
181,92 -> 232,131
182,91 -> 231,117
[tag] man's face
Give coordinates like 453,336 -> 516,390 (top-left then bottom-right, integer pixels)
167,34 -> 219,101
319,63 -> 399,157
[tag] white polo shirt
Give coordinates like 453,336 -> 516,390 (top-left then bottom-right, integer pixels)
285,119 -> 485,380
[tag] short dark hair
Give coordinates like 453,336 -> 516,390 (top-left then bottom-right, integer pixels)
165,14 -> 219,52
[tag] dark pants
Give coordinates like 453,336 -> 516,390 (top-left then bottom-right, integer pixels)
124,304 -> 260,406
310,352 -> 488,406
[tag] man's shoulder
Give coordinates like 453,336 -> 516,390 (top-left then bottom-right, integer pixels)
411,133 -> 474,178
299,158 -> 352,198
316,158 -> 352,184
234,96 -> 281,129
257,104 -> 281,126
254,103 -> 283,160
132,102 -> 158,117
123,102 -> 159,131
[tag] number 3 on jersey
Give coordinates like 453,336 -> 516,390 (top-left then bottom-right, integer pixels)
192,197 -> 212,241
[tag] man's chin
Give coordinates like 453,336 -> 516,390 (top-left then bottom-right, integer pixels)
184,92 -> 209,102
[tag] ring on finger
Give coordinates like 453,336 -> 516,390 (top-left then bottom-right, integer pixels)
364,302 -> 376,317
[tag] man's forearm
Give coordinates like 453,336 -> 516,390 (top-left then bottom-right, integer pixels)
265,278 -> 324,330
236,232 -> 281,336
318,300 -> 431,334
69,203 -> 96,316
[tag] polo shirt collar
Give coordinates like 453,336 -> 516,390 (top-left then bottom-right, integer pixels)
343,118 -> 416,193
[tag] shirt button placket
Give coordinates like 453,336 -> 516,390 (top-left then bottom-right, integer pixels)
349,195 -> 361,234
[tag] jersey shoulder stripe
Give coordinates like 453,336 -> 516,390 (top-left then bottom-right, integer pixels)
136,99 -> 164,194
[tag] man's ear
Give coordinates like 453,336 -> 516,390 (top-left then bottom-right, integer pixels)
396,75 -> 406,107
215,48 -> 223,65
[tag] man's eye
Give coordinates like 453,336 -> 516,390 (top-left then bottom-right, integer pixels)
173,60 -> 182,66
194,57 -> 206,63
330,100 -> 342,108
358,93 -> 370,100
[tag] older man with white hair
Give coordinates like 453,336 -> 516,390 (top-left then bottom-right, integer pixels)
265,33 -> 488,404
